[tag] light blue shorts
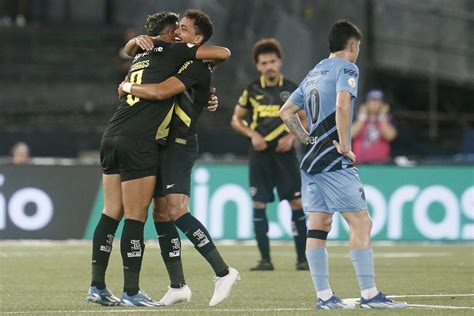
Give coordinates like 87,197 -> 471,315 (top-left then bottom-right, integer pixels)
301,167 -> 368,213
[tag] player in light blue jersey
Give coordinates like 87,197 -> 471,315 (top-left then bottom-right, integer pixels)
280,20 -> 407,310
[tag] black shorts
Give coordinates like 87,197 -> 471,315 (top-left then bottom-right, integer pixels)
154,139 -> 198,198
100,135 -> 159,182
249,147 -> 301,203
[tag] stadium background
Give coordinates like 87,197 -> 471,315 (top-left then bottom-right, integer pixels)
0,0 -> 473,242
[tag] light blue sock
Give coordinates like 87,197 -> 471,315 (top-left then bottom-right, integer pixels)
306,247 -> 330,291
350,248 -> 376,290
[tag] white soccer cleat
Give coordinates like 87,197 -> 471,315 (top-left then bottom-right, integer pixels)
159,285 -> 192,306
209,267 -> 240,306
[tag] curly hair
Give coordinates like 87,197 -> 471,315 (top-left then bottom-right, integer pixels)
184,9 -> 214,44
252,38 -> 282,63
144,11 -> 179,36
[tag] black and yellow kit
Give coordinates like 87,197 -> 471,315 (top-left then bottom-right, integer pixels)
238,75 -> 301,203
155,60 -> 211,197
100,42 -> 199,182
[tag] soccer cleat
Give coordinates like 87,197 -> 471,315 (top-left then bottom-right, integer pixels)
86,286 -> 121,306
296,260 -> 309,271
250,260 -> 274,271
159,285 -> 192,306
120,290 -> 164,307
209,267 -> 240,306
360,292 -> 407,309
315,294 -> 355,310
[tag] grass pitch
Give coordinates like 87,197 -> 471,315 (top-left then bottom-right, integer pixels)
1,241 -> 473,315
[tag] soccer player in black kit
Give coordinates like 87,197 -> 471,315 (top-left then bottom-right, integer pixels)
231,39 -> 309,271
118,10 -> 239,307
86,11 -> 231,307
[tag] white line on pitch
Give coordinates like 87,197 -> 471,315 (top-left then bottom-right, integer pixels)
2,308 -> 314,314
390,293 -> 474,298
408,304 -> 474,310
0,251 -> 451,258
3,293 -> 474,314
344,293 -> 474,303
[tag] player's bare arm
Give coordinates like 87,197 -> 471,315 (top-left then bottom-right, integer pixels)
118,78 -> 219,111
333,91 -> 356,163
119,77 -> 186,100
280,100 -> 309,145
231,105 -> 268,151
124,35 -> 155,56
124,34 -> 230,62
207,87 -> 218,112
275,109 -> 308,152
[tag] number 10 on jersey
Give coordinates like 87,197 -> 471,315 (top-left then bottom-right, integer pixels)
126,70 -> 144,106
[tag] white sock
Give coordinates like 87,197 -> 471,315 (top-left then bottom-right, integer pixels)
361,287 -> 379,300
317,288 -> 333,301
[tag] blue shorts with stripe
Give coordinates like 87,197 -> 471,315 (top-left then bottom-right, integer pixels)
301,167 -> 368,213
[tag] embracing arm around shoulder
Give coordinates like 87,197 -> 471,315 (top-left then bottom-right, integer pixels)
119,77 -> 187,101
196,45 -> 231,62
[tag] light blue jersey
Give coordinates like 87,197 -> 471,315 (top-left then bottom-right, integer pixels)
289,57 -> 359,174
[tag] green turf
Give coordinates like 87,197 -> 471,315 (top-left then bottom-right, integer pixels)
0,242 -> 473,315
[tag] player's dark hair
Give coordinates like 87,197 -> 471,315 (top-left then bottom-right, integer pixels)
144,12 -> 179,36
328,20 -> 362,53
184,9 -> 214,44
252,38 -> 282,63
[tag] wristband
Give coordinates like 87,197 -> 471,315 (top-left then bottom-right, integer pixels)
123,82 -> 132,93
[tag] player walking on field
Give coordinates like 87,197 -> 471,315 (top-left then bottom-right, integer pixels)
280,20 -> 407,310
231,39 -> 309,271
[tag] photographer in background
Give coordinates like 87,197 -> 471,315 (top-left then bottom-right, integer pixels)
352,90 -> 397,164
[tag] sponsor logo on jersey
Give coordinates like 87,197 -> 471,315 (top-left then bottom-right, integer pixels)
344,67 -> 358,77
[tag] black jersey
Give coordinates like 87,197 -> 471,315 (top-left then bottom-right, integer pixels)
168,60 -> 211,147
102,42 -> 198,143
238,75 -> 298,148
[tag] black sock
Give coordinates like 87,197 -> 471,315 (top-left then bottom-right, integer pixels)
292,209 -> 307,263
253,208 -> 270,262
120,219 -> 145,296
174,212 -> 229,277
154,221 -> 186,288
91,214 -> 119,289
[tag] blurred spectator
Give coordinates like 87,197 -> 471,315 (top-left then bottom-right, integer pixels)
352,90 -> 397,164
11,142 -> 30,165
114,27 -> 137,83
0,0 -> 28,27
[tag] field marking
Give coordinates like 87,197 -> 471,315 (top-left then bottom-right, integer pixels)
408,304 -> 473,310
344,293 -> 474,303
3,295 -> 474,314
0,251 -> 451,259
3,304 -> 474,314
390,294 -> 474,298
2,308 -> 315,314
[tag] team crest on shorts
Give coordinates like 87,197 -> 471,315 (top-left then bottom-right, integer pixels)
280,91 -> 291,102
